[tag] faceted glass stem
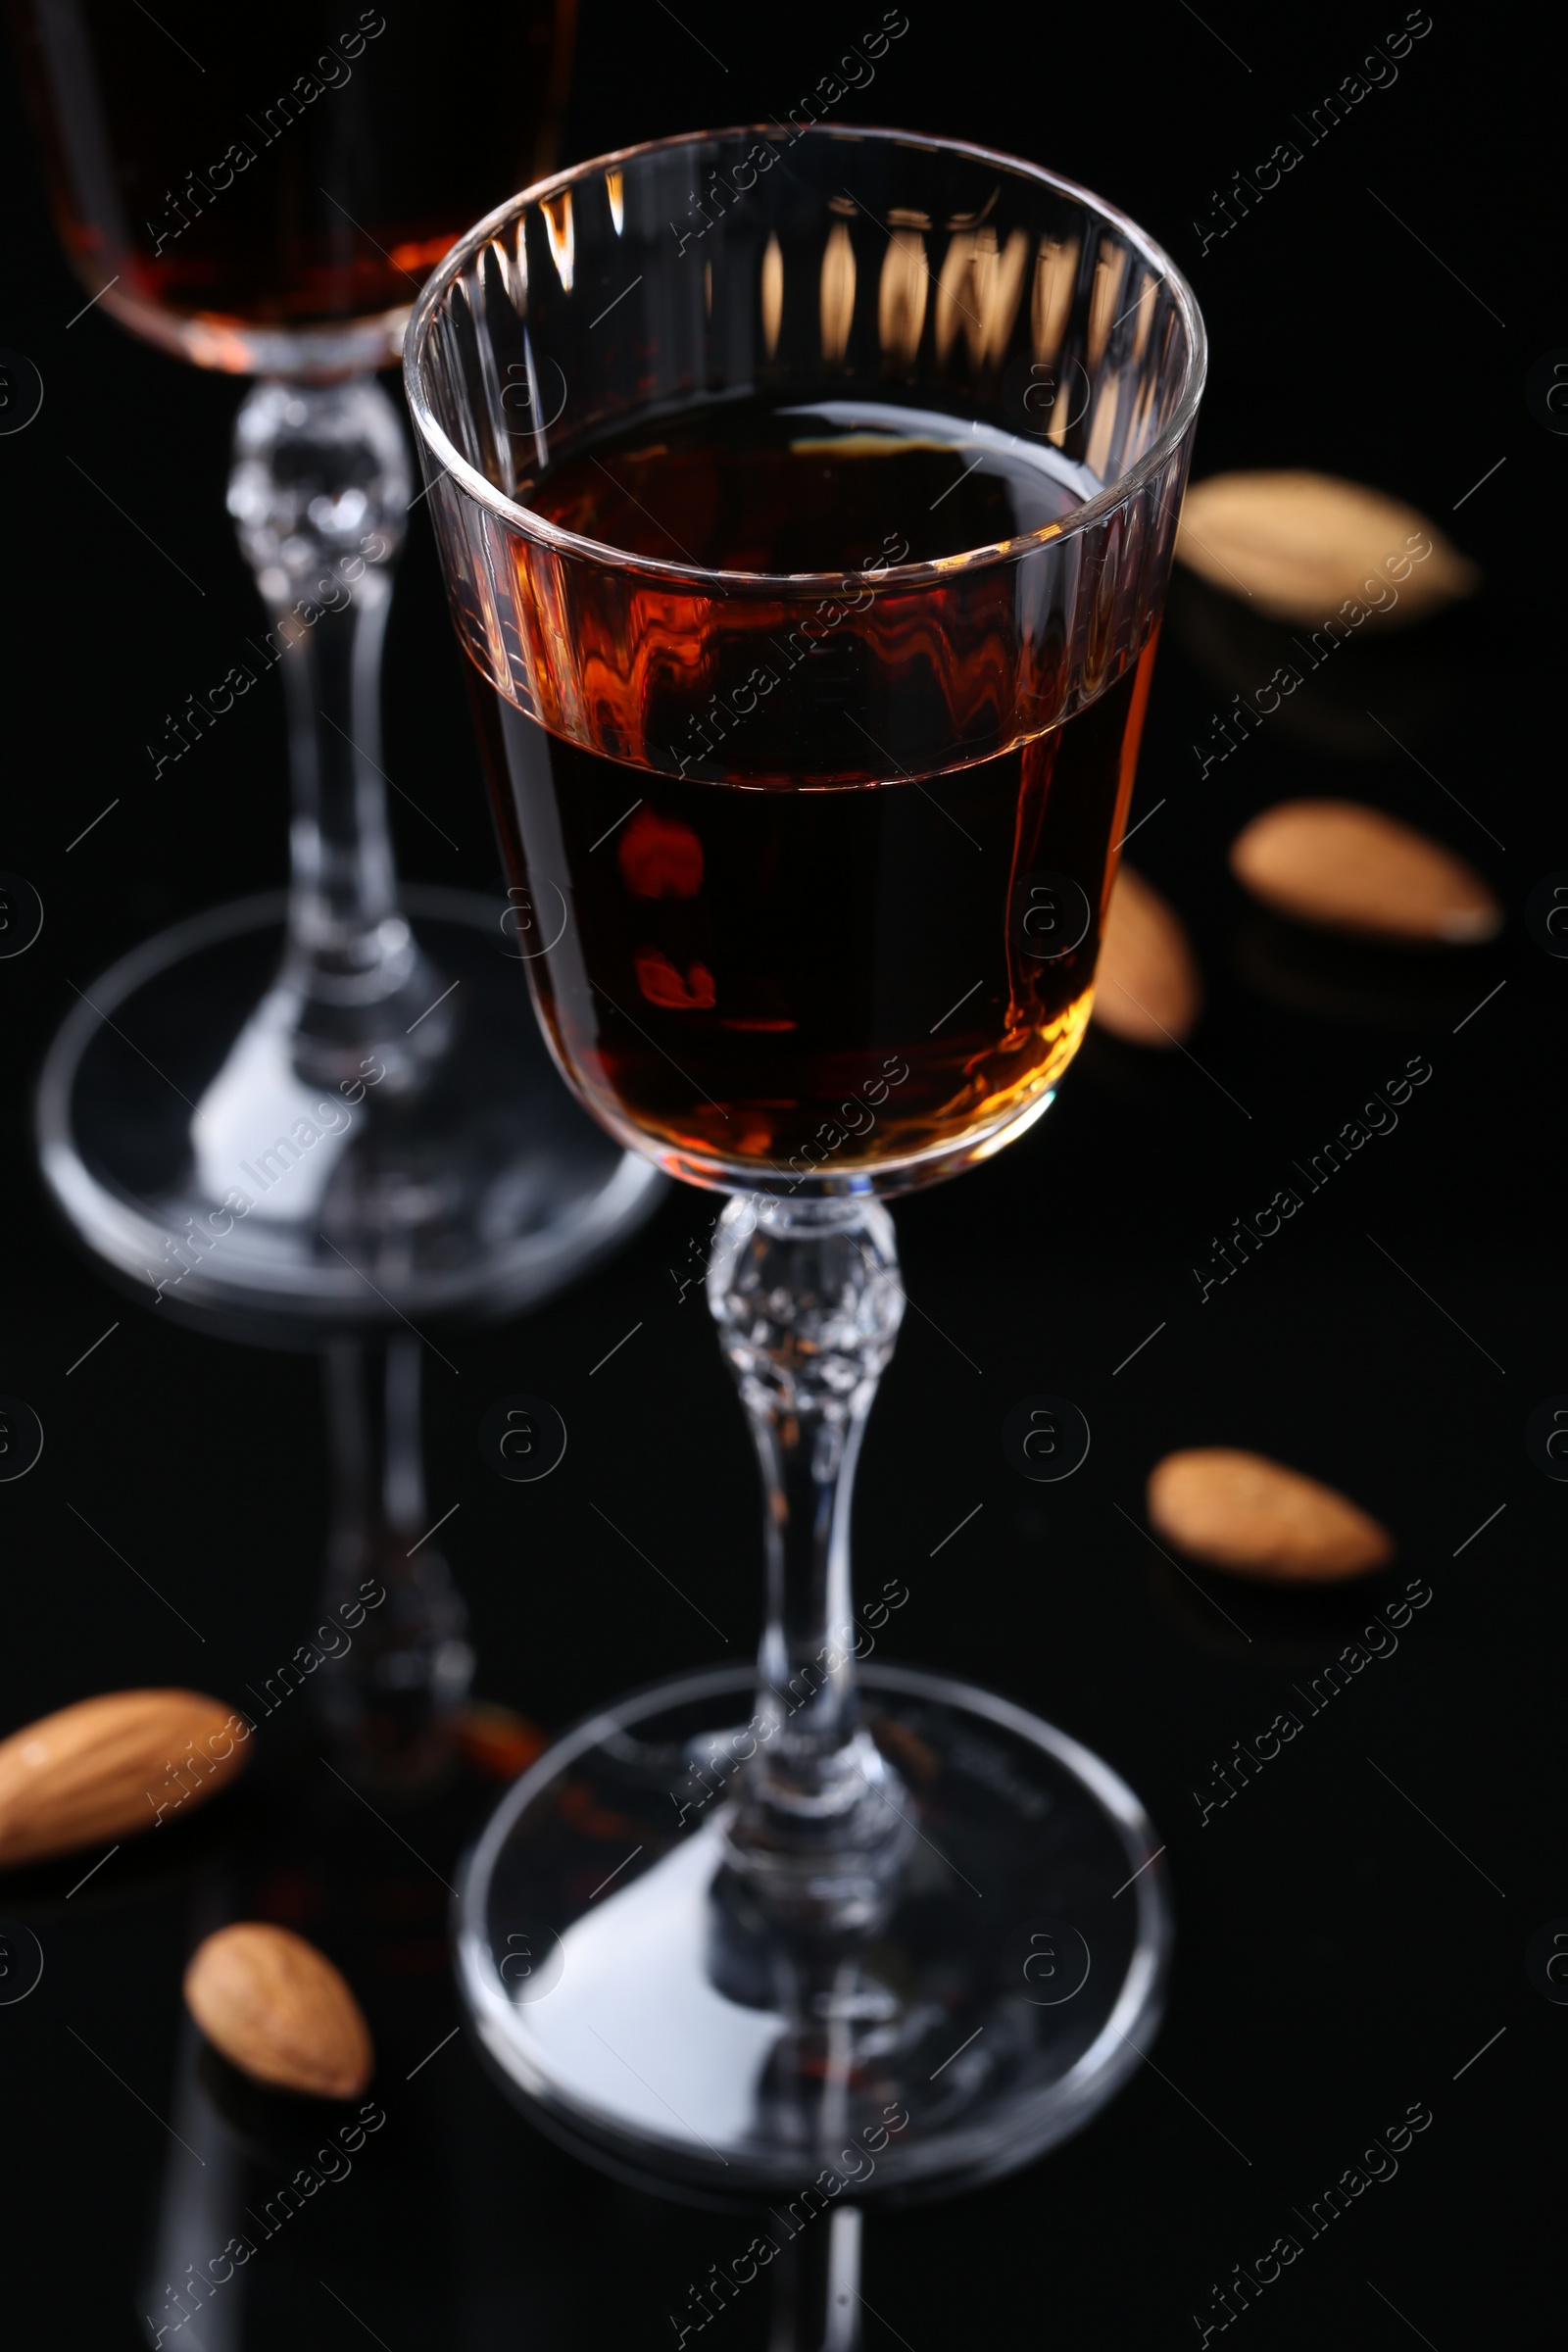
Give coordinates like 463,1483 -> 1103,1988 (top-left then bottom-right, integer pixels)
227,375 -> 452,1093
709,1195 -> 910,1928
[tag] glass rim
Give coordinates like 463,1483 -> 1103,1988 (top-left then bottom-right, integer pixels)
403,122 -> 1207,595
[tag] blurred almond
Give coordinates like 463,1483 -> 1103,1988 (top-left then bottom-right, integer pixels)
184,1923 -> 373,2099
1093,865 -> 1202,1044
1230,800 -> 1501,943
0,1689 -> 249,1869
451,1700 -> 548,1783
1177,470 -> 1477,624
1148,1447 -> 1394,1583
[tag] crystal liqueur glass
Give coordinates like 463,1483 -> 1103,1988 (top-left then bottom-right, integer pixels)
17,0 -> 660,1325
410,126 -> 1205,2195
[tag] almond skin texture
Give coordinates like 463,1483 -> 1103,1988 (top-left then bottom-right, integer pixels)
1176,470 -> 1478,624
184,1924 -> 374,2098
1148,1448 -> 1394,1583
1230,801 -> 1501,944
0,1689 -> 250,1869
1092,865 -> 1202,1044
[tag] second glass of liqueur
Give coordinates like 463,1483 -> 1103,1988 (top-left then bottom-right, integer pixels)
16,0 -> 665,1334
409,126 -> 1205,2198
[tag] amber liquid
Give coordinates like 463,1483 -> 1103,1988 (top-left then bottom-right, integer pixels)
475,397 -> 1157,1190
11,0 -> 572,338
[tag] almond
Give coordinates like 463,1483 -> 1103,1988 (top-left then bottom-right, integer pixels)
1092,865 -> 1202,1044
1230,800 -> 1501,943
1148,1447 -> 1394,1583
451,1700 -> 548,1783
184,1923 -> 373,2098
0,1689 -> 251,1869
1176,470 -> 1478,624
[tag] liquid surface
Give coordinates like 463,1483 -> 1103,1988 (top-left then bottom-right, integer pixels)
528,398 -> 1100,571
479,397 -> 1155,1191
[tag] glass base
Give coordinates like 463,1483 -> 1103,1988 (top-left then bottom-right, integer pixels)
458,1663 -> 1171,2204
35,886 -> 663,1336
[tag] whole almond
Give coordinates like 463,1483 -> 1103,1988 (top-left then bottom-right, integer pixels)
1230,800 -> 1500,944
1148,1448 -> 1394,1582
184,1923 -> 373,2098
1177,470 -> 1478,624
1093,865 -> 1202,1044
0,1689 -> 251,1869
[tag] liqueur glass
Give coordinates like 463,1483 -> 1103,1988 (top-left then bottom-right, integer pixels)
16,0 -> 661,1327
409,125 -> 1204,2195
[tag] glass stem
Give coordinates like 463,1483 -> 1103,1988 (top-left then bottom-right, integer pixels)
228,374 -> 452,1092
709,1195 -> 910,1929
316,1335 -> 474,1783
768,2206 -> 863,2352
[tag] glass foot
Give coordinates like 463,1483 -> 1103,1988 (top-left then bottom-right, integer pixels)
458,1663 -> 1171,2203
35,886 -> 663,1335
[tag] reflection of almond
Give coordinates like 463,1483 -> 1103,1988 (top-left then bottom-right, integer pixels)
1177,471 -> 1478,624
0,1690 -> 249,1868
1231,801 -> 1501,943
873,1718 -> 941,1786
184,1924 -> 374,2099
1093,865 -> 1202,1044
1148,1448 -> 1394,1582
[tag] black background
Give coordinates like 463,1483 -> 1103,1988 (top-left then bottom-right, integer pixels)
1,1 -> 1563,2344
